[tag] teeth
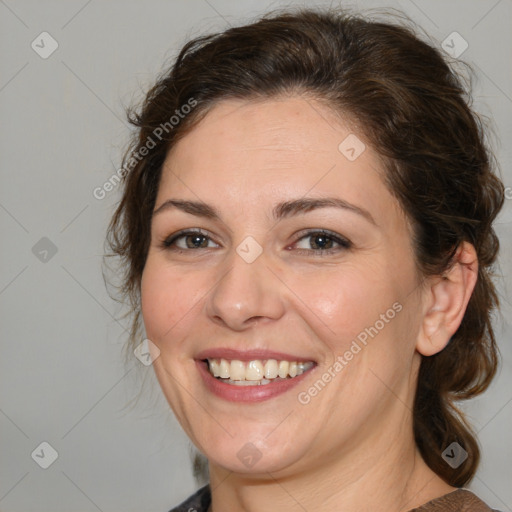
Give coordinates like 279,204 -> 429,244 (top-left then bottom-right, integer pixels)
245,360 -> 264,380
206,358 -> 314,383
219,359 -> 230,378
230,360 -> 245,381
264,359 -> 278,379
210,359 -> 221,377
226,378 -> 273,387
278,360 -> 289,378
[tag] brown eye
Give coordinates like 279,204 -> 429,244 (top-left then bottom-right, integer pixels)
162,230 -> 218,250
293,230 -> 351,255
309,233 -> 335,250
182,234 -> 209,249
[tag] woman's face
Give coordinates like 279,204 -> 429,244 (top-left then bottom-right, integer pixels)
141,97 -> 425,475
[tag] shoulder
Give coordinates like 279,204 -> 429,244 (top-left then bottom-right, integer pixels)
167,486 -> 503,512
167,485 -> 211,512
409,488 -> 502,512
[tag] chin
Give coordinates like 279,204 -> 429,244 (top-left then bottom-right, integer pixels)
191,424 -> 314,476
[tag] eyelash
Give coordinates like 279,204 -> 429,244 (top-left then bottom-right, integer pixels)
160,229 -> 351,256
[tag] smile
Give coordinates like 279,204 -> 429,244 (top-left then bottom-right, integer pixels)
206,358 -> 315,386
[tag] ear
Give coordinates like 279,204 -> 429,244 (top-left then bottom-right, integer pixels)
416,242 -> 478,357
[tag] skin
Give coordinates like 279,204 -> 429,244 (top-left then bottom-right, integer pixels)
141,97 -> 478,512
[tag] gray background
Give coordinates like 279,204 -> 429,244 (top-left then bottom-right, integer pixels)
0,0 -> 511,511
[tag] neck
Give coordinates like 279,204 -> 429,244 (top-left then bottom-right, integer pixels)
208,416 -> 455,512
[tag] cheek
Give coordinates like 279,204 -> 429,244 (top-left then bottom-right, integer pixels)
295,265 -> 413,387
296,266 -> 393,343
140,260 -> 201,342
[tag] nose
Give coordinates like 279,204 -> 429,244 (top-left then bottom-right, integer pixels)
205,248 -> 286,331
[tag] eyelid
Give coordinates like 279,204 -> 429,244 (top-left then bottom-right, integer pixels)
162,228 -> 219,249
161,228 -> 351,255
291,228 -> 352,252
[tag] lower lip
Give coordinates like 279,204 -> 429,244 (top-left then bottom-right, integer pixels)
196,360 -> 314,403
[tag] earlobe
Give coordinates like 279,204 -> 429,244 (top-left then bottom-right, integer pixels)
416,242 -> 478,357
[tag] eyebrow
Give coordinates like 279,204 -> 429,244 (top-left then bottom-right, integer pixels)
153,197 -> 376,225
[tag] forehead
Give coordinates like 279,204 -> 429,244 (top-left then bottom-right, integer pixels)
166,97 -> 356,170
157,97 -> 402,228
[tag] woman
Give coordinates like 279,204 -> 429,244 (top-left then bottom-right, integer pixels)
106,7 -> 505,512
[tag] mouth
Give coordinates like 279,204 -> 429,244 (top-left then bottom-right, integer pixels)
205,358 -> 316,386
195,349 -> 317,402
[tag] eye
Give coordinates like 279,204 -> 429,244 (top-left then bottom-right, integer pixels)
161,229 -> 219,250
291,230 -> 351,255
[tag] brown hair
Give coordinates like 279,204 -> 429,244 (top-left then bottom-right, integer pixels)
105,7 -> 504,486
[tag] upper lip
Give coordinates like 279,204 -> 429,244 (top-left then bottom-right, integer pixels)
195,348 -> 316,363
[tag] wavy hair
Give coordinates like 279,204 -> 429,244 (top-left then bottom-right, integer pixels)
105,8 -> 504,485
